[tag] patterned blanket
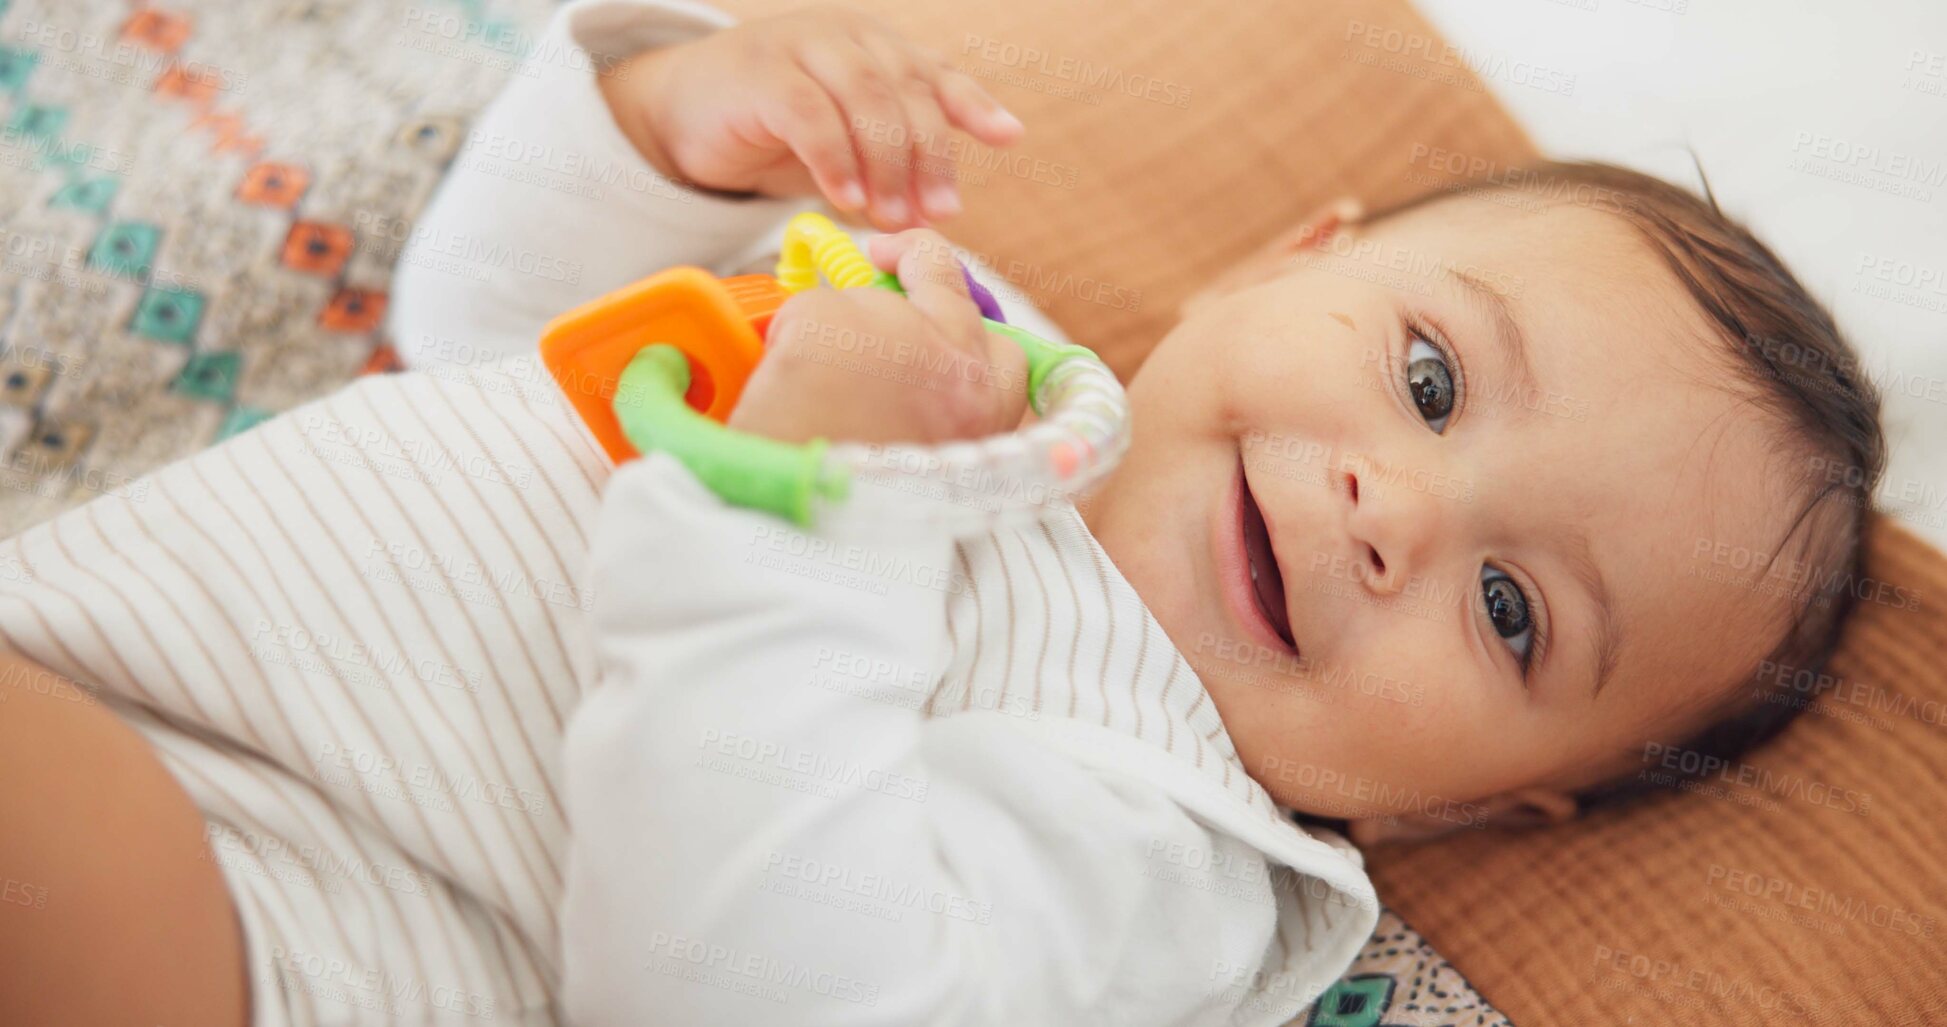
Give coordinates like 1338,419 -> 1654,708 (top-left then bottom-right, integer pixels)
0,1 -> 1510,1023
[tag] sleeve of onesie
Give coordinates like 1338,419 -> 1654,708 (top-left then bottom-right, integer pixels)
559,454 -> 1303,1026
387,0 -> 811,373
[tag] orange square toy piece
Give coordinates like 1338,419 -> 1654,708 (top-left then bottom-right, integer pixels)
540,267 -> 787,464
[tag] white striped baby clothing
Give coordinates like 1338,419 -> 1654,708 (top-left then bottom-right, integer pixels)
0,369 -> 603,1026
559,452 -> 1378,1024
0,364 -> 1377,1026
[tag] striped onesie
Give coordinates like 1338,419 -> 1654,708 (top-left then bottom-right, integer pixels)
0,1 -> 1377,1023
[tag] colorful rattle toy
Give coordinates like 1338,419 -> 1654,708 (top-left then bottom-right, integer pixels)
539,211 -> 1130,534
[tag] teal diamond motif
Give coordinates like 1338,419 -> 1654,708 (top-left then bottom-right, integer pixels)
6,102 -> 65,140
51,175 -> 118,213
131,286 -> 205,344
1308,974 -> 1394,1027
0,47 -> 36,92
217,406 -> 272,441
174,352 -> 241,403
87,221 -> 161,278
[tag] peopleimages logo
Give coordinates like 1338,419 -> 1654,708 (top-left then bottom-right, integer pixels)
695,729 -> 931,803
958,34 -> 1194,109
1706,863 -> 1936,938
1343,21 -> 1579,96
1194,633 -> 1427,707
746,523 -> 980,596
1589,944 -> 1814,1018
1691,536 -> 1922,612
642,932 -> 880,1006
760,851 -> 994,925
314,741 -> 549,816
1759,659 -> 1947,729
265,945 -> 497,1019
1639,742 -> 1871,816
1258,757 -> 1486,828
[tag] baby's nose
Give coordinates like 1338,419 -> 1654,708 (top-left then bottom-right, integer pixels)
1337,456 -> 1445,596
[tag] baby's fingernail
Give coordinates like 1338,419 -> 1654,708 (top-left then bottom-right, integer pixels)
837,180 -> 866,209
922,182 -> 961,217
991,107 -> 1023,134
880,195 -> 909,225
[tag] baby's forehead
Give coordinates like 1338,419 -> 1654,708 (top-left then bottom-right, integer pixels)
1382,194 -> 1727,387
1379,191 -> 1670,286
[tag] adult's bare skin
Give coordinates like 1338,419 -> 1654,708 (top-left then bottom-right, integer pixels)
0,649 -> 247,1027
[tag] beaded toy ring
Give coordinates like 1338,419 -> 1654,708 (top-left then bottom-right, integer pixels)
540,212 -> 1131,535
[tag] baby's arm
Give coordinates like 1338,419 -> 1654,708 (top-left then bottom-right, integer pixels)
389,0 -> 1021,373
562,224 -> 1288,1023
562,455 -> 1288,1025
388,0 -> 802,371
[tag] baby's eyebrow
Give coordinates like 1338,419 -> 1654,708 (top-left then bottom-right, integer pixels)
1446,267 -> 1539,414
1556,519 -> 1625,698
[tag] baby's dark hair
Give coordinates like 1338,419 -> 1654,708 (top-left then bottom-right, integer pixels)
1373,160 -> 1886,812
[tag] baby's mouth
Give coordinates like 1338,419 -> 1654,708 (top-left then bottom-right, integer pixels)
1239,471 -> 1296,650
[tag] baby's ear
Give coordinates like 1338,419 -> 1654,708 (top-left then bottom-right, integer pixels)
1271,197 -> 1365,255
1346,786 -> 1577,847
1180,198 -> 1364,319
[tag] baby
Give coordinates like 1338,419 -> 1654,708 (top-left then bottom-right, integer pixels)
486,1 -> 1887,1019
543,3 -> 1887,852
0,0 -> 1885,1025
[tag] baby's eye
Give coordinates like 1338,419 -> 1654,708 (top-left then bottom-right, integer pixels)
1405,337 -> 1455,433
1481,569 -> 1534,663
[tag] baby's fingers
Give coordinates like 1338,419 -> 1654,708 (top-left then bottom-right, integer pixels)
797,43 -> 917,229
923,60 -> 1024,147
759,73 -> 867,211
872,34 -> 1022,146
869,229 -> 982,348
869,229 -> 1028,433
855,36 -> 962,221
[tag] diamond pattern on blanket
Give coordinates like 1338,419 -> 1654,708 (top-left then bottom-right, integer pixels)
1312,909 -> 1515,1026
0,0 -> 548,524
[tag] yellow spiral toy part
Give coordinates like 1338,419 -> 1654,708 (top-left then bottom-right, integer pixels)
776,211 -> 882,293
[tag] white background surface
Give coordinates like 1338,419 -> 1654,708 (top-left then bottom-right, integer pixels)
1411,0 -> 1947,548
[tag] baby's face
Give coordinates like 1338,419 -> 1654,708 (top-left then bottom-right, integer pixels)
1081,195 -> 1804,828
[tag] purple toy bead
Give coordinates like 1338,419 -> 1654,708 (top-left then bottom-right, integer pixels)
958,261 -> 1007,324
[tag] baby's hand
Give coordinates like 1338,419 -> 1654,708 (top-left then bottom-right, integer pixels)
728,229 -> 1029,445
600,5 -> 1024,230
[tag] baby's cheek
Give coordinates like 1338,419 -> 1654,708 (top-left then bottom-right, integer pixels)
1318,664 -> 1491,785
1337,659 -> 1436,714
1231,310 -> 1383,420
